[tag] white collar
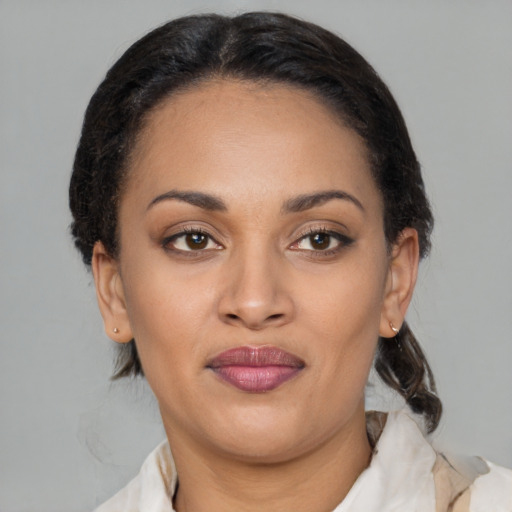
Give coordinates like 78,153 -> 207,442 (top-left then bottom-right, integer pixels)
97,409 -> 438,512
333,411 -> 436,511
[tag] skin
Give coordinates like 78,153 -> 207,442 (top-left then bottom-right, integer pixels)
93,80 -> 419,511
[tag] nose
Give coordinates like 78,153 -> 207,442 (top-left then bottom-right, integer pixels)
217,247 -> 294,330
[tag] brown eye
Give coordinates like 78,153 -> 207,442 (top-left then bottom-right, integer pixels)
309,233 -> 331,250
164,230 -> 222,253
291,230 -> 354,254
185,232 -> 208,250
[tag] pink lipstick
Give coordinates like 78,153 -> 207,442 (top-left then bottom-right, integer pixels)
207,346 -> 304,393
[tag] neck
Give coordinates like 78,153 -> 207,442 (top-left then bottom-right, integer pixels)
166,407 -> 372,512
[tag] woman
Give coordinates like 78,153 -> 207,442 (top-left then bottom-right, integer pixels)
69,12 -> 511,512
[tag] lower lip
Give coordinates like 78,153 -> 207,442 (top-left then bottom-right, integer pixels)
211,365 -> 302,392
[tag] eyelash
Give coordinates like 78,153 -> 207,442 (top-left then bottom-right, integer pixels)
292,228 -> 354,257
161,226 -> 354,257
162,227 -> 222,256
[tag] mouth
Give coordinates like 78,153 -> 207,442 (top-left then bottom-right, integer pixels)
207,345 -> 305,393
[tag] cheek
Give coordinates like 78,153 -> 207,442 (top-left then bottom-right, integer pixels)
120,260 -> 216,381
302,258 -> 387,337
297,254 -> 388,380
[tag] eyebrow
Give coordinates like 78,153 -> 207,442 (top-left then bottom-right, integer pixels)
282,190 -> 365,213
147,190 -> 227,212
147,188 -> 364,214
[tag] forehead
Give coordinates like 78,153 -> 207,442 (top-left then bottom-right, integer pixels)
124,79 -> 380,212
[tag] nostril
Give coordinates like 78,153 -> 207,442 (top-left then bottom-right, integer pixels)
268,314 -> 284,320
226,313 -> 239,320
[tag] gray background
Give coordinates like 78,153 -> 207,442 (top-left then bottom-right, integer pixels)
1,1 -> 511,510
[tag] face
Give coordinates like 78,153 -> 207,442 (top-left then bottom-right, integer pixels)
94,80 -> 417,464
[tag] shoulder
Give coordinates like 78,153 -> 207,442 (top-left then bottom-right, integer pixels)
469,460 -> 512,511
431,441 -> 512,511
93,440 -> 176,512
365,410 -> 512,512
94,477 -> 142,512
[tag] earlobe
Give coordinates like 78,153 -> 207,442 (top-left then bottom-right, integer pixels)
91,241 -> 133,343
379,228 -> 419,338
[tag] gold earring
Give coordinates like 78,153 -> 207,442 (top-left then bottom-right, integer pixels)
113,327 -> 120,334
389,321 -> 402,352
389,321 -> 399,336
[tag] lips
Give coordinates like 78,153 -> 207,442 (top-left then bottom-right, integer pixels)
207,346 -> 305,393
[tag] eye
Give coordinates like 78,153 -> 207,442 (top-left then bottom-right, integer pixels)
163,229 -> 222,252
291,229 -> 354,254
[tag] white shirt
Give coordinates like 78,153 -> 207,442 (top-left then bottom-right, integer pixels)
94,410 -> 512,511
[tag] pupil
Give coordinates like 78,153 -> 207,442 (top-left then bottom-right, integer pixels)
311,233 -> 330,250
186,233 -> 207,250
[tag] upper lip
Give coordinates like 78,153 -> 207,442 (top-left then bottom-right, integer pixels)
207,345 -> 305,368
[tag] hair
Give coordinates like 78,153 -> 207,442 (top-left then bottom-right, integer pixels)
69,12 -> 441,432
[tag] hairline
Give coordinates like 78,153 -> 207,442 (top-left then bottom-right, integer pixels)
112,74 -> 381,260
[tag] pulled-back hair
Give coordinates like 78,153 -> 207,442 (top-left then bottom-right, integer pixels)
69,12 -> 441,432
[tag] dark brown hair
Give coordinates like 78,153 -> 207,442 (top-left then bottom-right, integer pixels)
69,12 -> 441,432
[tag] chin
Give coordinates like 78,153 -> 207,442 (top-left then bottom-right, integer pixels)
200,405 -> 325,464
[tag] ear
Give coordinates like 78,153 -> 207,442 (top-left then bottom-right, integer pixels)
91,241 -> 133,343
379,228 -> 420,338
